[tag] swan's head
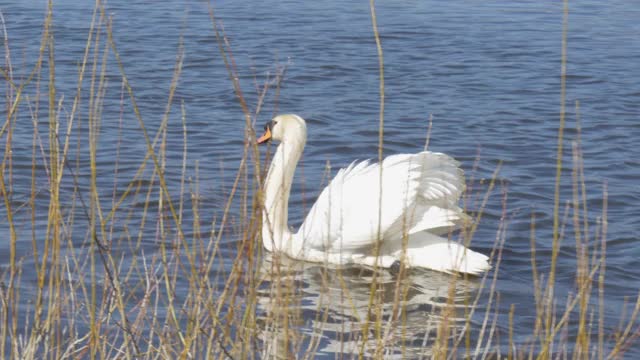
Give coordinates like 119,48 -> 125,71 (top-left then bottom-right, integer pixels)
257,114 -> 307,144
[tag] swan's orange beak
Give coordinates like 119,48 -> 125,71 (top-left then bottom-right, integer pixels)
257,127 -> 272,144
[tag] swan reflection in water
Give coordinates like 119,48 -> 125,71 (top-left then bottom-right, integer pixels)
255,253 -> 484,359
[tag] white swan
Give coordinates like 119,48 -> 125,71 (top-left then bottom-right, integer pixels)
257,114 -> 490,275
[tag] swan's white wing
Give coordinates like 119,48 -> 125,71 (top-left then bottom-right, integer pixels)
295,151 -> 467,254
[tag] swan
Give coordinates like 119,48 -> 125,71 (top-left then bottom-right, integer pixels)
257,114 -> 490,275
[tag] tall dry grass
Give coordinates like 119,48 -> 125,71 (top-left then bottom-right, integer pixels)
0,0 -> 638,359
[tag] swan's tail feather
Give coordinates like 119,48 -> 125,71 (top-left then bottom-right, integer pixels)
407,244 -> 490,275
398,232 -> 491,275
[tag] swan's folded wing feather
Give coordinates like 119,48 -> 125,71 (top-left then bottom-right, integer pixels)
295,151 -> 466,254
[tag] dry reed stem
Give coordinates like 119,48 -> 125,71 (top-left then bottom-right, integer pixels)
544,0 -> 569,353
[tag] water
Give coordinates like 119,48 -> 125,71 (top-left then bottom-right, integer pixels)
1,0 -> 639,357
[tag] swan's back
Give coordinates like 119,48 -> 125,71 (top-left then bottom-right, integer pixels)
296,151 -> 468,254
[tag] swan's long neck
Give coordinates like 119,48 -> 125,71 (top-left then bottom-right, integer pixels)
262,138 -> 304,253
